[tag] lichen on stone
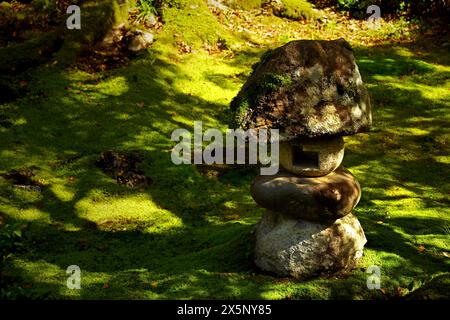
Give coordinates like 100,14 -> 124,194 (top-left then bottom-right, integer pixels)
229,39 -> 372,140
230,72 -> 293,128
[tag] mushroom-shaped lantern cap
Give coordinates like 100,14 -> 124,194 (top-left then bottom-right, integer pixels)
230,39 -> 372,140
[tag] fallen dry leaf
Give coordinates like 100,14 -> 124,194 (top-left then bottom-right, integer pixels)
396,287 -> 408,297
418,245 -> 426,253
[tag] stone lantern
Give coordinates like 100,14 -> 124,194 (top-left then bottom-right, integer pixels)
230,39 -> 372,278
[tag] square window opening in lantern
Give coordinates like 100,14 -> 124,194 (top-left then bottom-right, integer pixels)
292,147 -> 319,170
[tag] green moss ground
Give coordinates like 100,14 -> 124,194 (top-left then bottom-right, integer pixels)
277,0 -> 319,21
0,4 -> 449,299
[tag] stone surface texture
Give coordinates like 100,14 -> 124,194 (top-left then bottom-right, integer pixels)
254,211 -> 367,278
251,166 -> 361,222
279,137 -> 344,176
230,39 -> 372,140
127,30 -> 154,52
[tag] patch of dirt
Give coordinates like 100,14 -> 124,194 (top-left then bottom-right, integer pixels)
0,169 -> 44,192
196,163 -> 258,179
222,213 -> 241,221
96,150 -> 152,189
75,25 -> 133,73
76,11 -> 163,73
0,1 -> 67,47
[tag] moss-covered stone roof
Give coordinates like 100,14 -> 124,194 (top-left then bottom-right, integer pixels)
230,39 -> 372,139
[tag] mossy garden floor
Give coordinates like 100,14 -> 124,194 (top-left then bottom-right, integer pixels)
0,4 -> 449,299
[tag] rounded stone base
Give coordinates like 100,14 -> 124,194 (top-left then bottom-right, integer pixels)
254,211 -> 366,278
251,166 -> 361,222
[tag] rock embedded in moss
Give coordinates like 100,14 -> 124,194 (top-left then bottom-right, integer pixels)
127,30 -> 154,52
254,211 -> 366,278
230,39 -> 372,140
